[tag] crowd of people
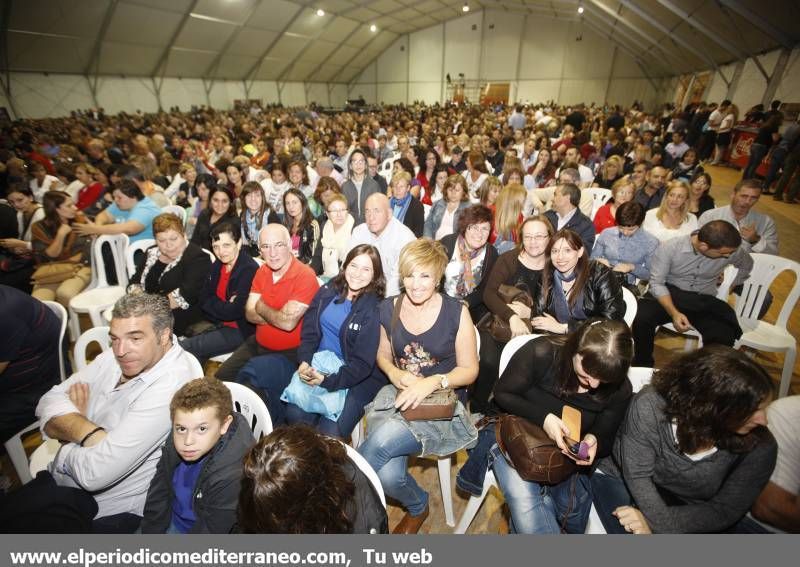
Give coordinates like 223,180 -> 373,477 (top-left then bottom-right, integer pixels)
0,98 -> 797,535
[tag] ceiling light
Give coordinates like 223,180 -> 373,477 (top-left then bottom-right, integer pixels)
370,24 -> 377,32
462,3 -> 470,12
316,9 -> 325,17
578,6 -> 584,14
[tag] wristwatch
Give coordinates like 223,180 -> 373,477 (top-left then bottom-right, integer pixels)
438,374 -> 449,389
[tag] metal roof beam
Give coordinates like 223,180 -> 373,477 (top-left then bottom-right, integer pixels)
654,0 -> 746,60
717,0 -> 794,50
201,0 -> 266,82
585,1 -> 687,69
582,18 -> 666,81
304,23 -> 362,83
85,0 -> 119,95
344,32 -> 386,88
242,4 -> 304,84
277,14 -> 343,83
615,0 -> 721,72
150,0 -> 200,79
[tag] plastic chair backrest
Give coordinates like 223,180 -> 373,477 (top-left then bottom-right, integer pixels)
735,253 -> 800,329
126,238 -> 155,278
344,443 -> 387,508
628,367 -> 654,393
223,381 -> 273,440
716,264 -> 739,300
42,301 -> 68,382
202,248 -> 216,263
586,188 -> 612,220
161,205 -> 187,226
74,326 -> 111,371
499,334 -> 544,376
621,287 -> 637,327
91,234 -> 130,289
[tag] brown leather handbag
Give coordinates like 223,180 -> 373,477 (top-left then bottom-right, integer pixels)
477,284 -> 534,343
400,387 -> 458,421
495,414 -> 576,484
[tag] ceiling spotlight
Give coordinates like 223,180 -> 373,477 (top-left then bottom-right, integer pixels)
578,6 -> 584,14
370,24 -> 377,32
316,9 -> 325,17
462,3 -> 470,12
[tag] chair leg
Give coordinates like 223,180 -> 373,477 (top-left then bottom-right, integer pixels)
88,307 -> 105,328
779,347 -> 797,398
453,470 -> 496,534
437,456 -> 455,527
3,422 -> 39,485
68,309 -> 81,342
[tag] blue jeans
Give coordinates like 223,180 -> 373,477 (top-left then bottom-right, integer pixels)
491,445 -> 592,534
238,354 -> 298,426
180,326 -> 244,367
456,423 -> 497,496
285,385 -> 370,439
589,471 -> 633,534
358,418 -> 428,516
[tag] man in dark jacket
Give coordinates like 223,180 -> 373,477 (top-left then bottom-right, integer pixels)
544,183 -> 595,253
141,378 -> 255,534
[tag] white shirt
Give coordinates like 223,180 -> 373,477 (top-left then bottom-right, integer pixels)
347,217 -> 416,297
642,209 -> 698,243
435,207 -> 456,240
36,338 -> 202,518
30,175 -> 62,202
461,171 -> 487,200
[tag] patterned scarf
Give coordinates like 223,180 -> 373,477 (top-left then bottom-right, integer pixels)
456,234 -> 484,296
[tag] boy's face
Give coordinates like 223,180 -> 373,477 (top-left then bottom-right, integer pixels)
172,407 -> 233,462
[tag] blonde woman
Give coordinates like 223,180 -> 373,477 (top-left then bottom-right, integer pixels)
492,183 -> 527,254
642,180 -> 698,242
320,194 -> 355,279
593,177 -> 636,234
593,155 -> 624,189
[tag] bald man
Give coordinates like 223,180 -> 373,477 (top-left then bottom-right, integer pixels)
215,224 -> 319,381
347,194 -> 415,297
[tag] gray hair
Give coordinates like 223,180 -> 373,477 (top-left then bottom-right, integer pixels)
316,157 -> 334,171
559,167 -> 580,184
112,293 -> 174,336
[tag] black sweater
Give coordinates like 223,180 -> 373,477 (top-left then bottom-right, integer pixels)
494,337 -> 632,460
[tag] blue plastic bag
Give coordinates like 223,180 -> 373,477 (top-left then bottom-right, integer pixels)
280,350 -> 347,421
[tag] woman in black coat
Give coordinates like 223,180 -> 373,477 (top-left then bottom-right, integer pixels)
439,204 -> 497,323
179,221 -> 259,365
190,186 -> 239,251
129,213 -> 211,336
532,228 -> 624,334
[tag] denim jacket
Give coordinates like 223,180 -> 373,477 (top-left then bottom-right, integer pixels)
364,384 -> 478,457
423,200 -> 470,239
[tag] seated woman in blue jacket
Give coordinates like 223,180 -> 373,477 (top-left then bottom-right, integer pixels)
252,244 -> 388,439
180,221 -> 259,367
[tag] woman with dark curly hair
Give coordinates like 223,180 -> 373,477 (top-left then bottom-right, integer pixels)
592,345 -> 777,534
238,425 -> 388,534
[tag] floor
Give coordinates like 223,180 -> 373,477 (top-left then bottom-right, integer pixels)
3,164 -> 798,534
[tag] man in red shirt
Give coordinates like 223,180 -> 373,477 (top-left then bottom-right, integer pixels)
214,224 -> 318,382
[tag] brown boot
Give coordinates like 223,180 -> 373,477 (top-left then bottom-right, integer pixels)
391,505 -> 429,534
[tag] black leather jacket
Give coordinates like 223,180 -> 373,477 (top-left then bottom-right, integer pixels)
538,260 -> 625,332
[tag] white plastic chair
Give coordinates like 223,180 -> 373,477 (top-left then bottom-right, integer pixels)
162,204 -> 187,226
733,254 -> 800,398
658,264 -> 738,351
74,326 -> 111,371
42,301 -> 68,382
454,334 -> 541,533
3,301 -> 69,485
125,238 -> 155,278
621,287 -> 637,328
223,381 -> 273,440
345,443 -> 387,509
584,366 -> 654,534
202,248 -> 216,263
584,188 -> 612,221
68,234 -> 129,339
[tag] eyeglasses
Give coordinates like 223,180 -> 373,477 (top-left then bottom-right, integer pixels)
522,234 -> 549,242
467,225 -> 491,235
327,208 -> 348,214
351,159 -> 366,165
259,242 -> 287,251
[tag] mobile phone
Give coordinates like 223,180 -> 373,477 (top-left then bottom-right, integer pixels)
564,436 -> 590,460
562,406 -> 582,440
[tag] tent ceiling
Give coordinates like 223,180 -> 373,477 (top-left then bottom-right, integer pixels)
3,0 -> 799,83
